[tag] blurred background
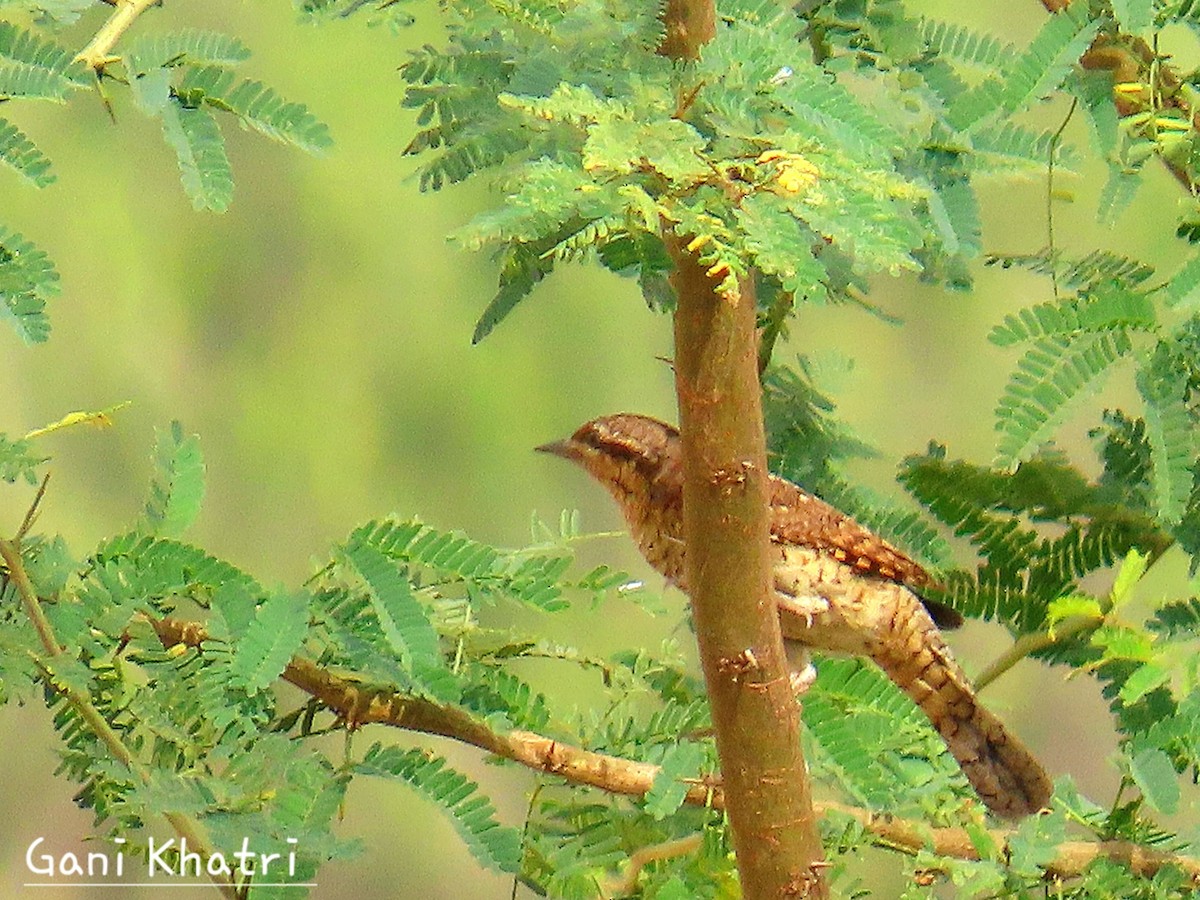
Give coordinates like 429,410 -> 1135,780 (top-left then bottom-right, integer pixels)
0,1 -> 1197,896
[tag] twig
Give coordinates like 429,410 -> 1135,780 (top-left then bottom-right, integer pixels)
1045,96 -> 1076,301
146,615 -> 1200,887
973,612 -> 1100,692
15,473 -> 49,541
604,834 -> 704,897
75,0 -> 160,71
0,540 -> 239,900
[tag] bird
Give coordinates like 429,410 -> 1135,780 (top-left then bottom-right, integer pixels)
537,412 -> 1052,819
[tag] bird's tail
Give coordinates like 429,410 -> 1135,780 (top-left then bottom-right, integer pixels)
870,612 -> 1053,819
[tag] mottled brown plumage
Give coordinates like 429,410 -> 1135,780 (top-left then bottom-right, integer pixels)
538,413 -> 1052,819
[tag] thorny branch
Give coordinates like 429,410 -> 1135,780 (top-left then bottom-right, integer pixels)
141,615 -> 1200,889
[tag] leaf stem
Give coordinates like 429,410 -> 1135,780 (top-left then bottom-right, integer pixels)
973,612 -> 1101,692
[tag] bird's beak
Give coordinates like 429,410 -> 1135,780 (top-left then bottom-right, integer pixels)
535,439 -> 575,459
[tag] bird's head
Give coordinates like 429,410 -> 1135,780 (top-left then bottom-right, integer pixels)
536,414 -> 682,506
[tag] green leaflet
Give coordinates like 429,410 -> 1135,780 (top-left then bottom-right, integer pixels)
177,65 -> 332,154
1164,252 -> 1200,310
1098,165 -> 1143,227
1136,347 -> 1194,526
984,248 -> 1155,293
124,30 -> 252,76
228,591 -> 310,693
355,744 -> 522,874
644,741 -> 706,820
160,100 -> 234,212
0,118 -> 53,186
1129,746 -> 1180,815
343,540 -> 442,675
0,225 -> 57,344
946,5 -> 1098,132
0,434 -> 46,484
1111,0 -> 1153,36
140,421 -> 206,539
995,331 -> 1134,468
970,122 -> 1080,176
988,287 -> 1158,346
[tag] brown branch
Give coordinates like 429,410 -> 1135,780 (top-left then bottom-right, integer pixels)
666,236 -> 827,899
146,616 -> 1200,888
655,0 -> 827,894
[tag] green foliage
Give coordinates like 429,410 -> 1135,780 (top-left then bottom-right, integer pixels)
0,118 -> 52,186
141,422 -> 205,538
0,20 -> 328,335
13,0 -> 1200,896
294,0 -> 416,30
945,6 -> 1098,132
124,30 -> 252,73
763,357 -> 953,571
803,658 -> 967,817
984,248 -> 1155,294
0,224 -> 57,343
899,444 -> 1167,629
0,424 -> 681,893
355,744 -> 522,874
0,432 -> 45,484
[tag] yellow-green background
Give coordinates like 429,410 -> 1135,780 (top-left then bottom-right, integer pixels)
1,2 -> 1196,896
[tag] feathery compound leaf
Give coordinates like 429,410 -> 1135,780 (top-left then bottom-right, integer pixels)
0,62 -> 74,100
356,744 -> 522,874
0,118 -> 52,186
0,22 -> 79,73
735,193 -> 829,299
472,242 -> 553,343
995,331 -> 1133,467
141,422 -> 205,538
160,100 -> 234,212
767,60 -> 904,163
0,434 -> 45,484
984,248 -> 1154,292
970,122 -> 1079,175
1136,348 -> 1194,526
228,591 -> 309,692
1163,252 -> 1200,310
0,225 -> 58,343
927,178 -> 981,258
296,0 -> 417,28
177,66 -> 332,155
803,658 -> 961,810
1148,597 -> 1200,638
6,0 -> 95,26
351,518 -> 501,578
1112,0 -> 1153,36
947,5 -> 1098,131
343,540 -> 442,673
920,18 -> 1016,69
1098,165 -> 1142,227
645,741 -> 706,820
125,30 -> 251,76
988,287 -> 1157,346
0,23 -> 84,98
